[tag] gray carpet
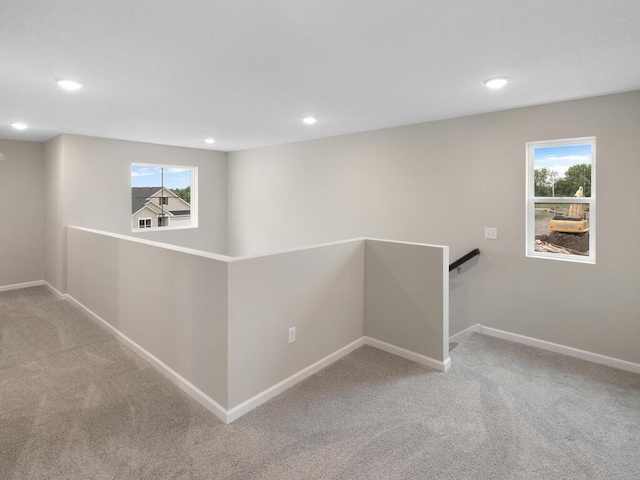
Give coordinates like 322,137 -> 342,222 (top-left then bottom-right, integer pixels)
2,287 -> 639,479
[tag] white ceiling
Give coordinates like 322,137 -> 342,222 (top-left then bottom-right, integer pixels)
1,1 -> 639,152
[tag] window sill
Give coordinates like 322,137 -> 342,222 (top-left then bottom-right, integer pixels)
526,252 -> 595,264
131,225 -> 197,233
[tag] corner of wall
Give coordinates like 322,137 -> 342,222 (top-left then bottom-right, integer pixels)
43,135 -> 68,293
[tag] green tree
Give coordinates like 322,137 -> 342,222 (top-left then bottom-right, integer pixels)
171,186 -> 191,204
534,168 -> 552,196
555,164 -> 591,197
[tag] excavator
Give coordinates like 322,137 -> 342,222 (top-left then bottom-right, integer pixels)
549,186 -> 589,234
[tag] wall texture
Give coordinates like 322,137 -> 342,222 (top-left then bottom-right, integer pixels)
0,139 -> 45,287
228,91 -> 640,364
44,134 -> 227,292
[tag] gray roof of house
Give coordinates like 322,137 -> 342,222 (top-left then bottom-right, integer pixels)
132,187 -> 162,214
132,187 -> 191,215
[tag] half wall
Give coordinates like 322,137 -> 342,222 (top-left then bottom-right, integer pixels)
65,227 -> 449,422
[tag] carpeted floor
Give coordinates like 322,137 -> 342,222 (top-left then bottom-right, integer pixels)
1,286 -> 639,479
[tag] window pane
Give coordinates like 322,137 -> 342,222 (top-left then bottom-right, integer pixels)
535,202 -> 590,256
132,166 -> 162,230
160,167 -> 192,229
534,144 -> 592,197
131,164 -> 193,230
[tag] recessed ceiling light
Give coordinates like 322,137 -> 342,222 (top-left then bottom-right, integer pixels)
11,122 -> 28,130
483,77 -> 510,89
302,116 -> 317,125
205,138 -> 216,144
55,78 -> 84,91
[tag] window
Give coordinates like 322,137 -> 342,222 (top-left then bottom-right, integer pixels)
138,218 -> 152,229
131,163 -> 197,231
526,137 -> 595,263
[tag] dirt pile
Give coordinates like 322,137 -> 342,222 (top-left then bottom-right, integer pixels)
536,232 -> 589,254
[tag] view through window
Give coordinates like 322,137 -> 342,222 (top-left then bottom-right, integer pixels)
526,138 -> 595,263
131,164 -> 196,231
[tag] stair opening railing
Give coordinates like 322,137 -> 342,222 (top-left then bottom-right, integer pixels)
449,248 -> 480,272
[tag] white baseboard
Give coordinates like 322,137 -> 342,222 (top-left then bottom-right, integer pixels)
63,293 -> 229,424
364,337 -> 448,372
45,289 -> 451,424
227,336 -> 448,422
45,290 -> 372,424
226,337 -> 366,423
0,280 -> 44,292
478,325 -> 640,376
449,324 -> 481,344
43,281 -> 65,297
443,357 -> 452,372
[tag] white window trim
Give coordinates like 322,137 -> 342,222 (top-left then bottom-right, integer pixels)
138,217 -> 152,229
525,136 -> 596,264
131,163 -> 198,233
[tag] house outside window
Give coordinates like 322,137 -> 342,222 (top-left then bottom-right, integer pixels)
131,164 -> 197,231
526,137 -> 595,264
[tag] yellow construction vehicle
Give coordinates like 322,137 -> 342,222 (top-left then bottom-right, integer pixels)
549,186 -> 589,234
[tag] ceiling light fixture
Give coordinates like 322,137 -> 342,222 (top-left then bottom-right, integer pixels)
11,122 -> 28,130
205,138 -> 215,144
55,78 -> 84,91
302,116 -> 317,125
483,77 -> 510,89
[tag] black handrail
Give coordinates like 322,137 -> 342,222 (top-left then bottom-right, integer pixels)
449,248 -> 480,272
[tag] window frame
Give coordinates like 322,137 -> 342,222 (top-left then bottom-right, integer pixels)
525,136 -> 596,264
131,162 -> 198,233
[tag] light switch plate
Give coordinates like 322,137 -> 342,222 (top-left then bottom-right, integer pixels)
485,227 -> 498,239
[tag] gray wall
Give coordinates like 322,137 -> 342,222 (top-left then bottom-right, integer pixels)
227,240 -> 364,408
228,91 -> 640,365
66,227 -> 229,408
45,134 -> 228,292
0,139 -> 45,287
365,240 -> 448,362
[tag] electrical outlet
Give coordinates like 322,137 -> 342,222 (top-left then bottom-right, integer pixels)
288,327 -> 296,344
484,227 -> 498,239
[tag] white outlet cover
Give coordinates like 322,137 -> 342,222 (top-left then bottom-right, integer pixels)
0,152 -> 5,162
485,227 -> 498,239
